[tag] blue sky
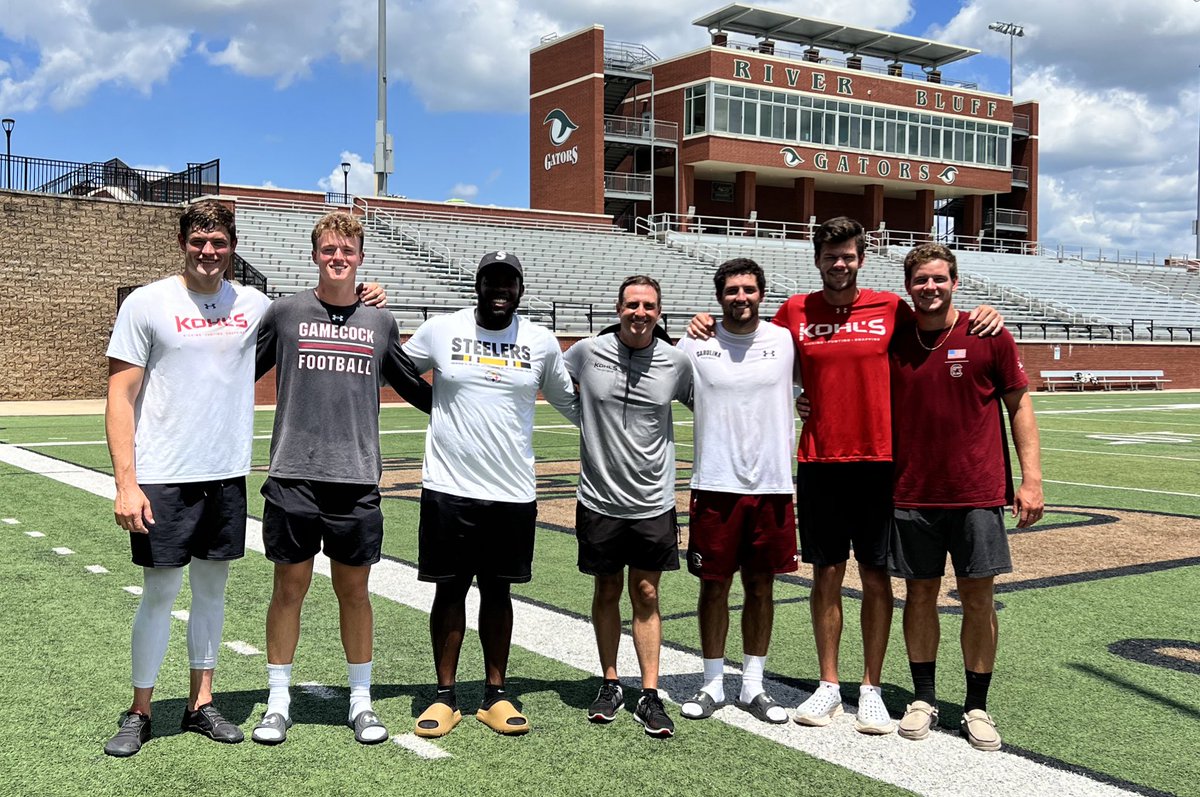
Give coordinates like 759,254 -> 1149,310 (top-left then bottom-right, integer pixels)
2,0 -> 1199,256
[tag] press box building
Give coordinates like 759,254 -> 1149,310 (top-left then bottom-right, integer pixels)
530,3 -> 1038,246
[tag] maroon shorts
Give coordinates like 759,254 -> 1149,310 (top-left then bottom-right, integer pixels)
686,491 -> 798,580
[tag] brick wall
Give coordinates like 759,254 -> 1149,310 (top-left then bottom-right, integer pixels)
1017,341 -> 1200,390
0,191 -> 182,400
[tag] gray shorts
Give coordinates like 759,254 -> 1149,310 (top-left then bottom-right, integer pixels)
889,507 -> 1013,580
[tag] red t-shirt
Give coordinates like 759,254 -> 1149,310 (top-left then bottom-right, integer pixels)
772,288 -> 910,462
889,314 -> 1029,508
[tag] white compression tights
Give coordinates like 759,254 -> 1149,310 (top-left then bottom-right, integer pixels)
130,559 -> 230,688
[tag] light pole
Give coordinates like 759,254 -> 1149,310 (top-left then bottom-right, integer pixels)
341,161 -> 351,204
1195,65 -> 1199,259
2,118 -> 13,190
987,21 -> 1025,96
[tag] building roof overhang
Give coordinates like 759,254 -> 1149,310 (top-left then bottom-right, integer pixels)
692,4 -> 979,70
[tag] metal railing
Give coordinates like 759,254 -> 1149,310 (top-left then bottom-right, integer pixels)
716,40 -> 979,90
232,253 -> 268,295
324,191 -> 353,206
603,115 -> 678,144
603,41 -> 658,71
1,155 -> 218,203
604,172 -> 652,196
985,208 -> 1029,229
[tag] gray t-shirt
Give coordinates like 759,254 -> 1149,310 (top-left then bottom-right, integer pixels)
256,290 -> 431,485
564,331 -> 693,519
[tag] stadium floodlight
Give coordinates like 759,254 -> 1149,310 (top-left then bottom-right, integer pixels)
2,118 -> 13,190
987,21 -> 1025,96
341,161 -> 351,205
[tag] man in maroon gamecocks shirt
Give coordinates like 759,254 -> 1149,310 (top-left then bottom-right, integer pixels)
888,242 -> 1042,752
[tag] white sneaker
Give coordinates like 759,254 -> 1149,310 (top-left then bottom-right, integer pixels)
854,687 -> 896,735
793,685 -> 844,726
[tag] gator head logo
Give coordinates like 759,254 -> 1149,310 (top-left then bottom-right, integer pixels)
938,166 -> 959,184
780,146 -> 805,168
543,109 -> 579,147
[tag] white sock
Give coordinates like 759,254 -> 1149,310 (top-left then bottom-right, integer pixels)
347,661 -> 373,721
740,654 -> 766,704
701,657 -> 725,702
131,566 -> 184,688
185,559 -> 229,671
266,663 -> 292,719
348,661 -> 385,742
681,658 -> 725,718
818,680 -> 840,691
860,684 -> 882,697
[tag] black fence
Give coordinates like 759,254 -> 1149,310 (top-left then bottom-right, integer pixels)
324,191 -> 352,205
232,253 -> 268,295
1,155 -> 218,203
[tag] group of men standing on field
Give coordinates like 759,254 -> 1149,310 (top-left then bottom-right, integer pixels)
102,200 -> 1042,757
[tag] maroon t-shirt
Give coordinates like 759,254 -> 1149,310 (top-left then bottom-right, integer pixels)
889,314 -> 1028,508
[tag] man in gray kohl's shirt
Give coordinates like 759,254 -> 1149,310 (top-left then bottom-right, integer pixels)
250,211 -> 431,747
563,275 -> 693,739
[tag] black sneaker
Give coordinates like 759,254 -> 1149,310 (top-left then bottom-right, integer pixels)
181,703 -> 244,743
104,711 -> 151,757
634,691 -> 675,738
587,682 -> 624,723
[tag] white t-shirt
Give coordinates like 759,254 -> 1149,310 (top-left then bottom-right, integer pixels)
677,321 -> 796,494
106,276 -> 271,484
403,307 -> 579,503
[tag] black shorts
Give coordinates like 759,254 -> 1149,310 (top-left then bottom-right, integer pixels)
575,503 -> 681,576
261,477 -> 384,567
417,489 -> 537,583
796,462 -> 893,567
131,479 -> 247,568
890,507 -> 1013,580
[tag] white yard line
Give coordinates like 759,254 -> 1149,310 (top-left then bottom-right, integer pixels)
298,682 -> 339,701
24,531 -> 45,538
86,564 -> 109,574
1039,446 -> 1200,463
52,547 -> 74,555
1043,480 -> 1200,499
172,610 -> 190,622
392,734 -> 451,760
224,641 -> 262,656
0,442 -> 1145,797
122,585 -> 143,596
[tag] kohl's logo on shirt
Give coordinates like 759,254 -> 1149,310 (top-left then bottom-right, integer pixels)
797,318 -> 887,340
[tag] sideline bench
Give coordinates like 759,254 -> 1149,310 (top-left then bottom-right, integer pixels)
1040,369 -> 1170,392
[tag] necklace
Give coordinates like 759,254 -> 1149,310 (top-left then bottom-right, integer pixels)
914,310 -> 958,352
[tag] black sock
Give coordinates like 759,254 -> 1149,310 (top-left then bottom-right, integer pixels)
603,678 -> 621,688
964,670 -> 992,713
909,660 -> 937,705
480,683 -> 507,711
641,688 -> 658,701
433,686 -> 456,710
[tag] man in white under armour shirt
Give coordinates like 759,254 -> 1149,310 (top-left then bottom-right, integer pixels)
675,258 -> 797,726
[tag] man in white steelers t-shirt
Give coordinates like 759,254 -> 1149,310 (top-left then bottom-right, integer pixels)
403,250 -> 579,738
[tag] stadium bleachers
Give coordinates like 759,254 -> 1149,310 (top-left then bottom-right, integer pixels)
231,197 -> 1200,338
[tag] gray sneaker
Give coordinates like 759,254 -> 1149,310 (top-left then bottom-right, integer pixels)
104,711 -> 151,757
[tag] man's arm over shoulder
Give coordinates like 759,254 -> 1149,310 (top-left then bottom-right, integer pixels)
105,359 -> 155,534
541,335 -> 580,427
1002,386 -> 1043,529
254,300 -> 279,381
381,321 -> 433,414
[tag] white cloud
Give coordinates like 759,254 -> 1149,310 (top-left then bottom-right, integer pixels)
448,182 -> 480,200
316,151 -> 376,197
2,1 -> 1198,255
